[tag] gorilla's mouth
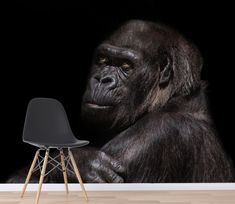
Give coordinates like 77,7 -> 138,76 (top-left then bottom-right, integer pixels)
85,102 -> 113,109
82,89 -> 116,110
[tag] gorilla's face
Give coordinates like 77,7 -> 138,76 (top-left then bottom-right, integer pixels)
81,43 -> 149,131
81,20 -> 202,132
83,43 -> 143,108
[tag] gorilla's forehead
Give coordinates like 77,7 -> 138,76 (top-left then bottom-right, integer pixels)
107,21 -> 169,53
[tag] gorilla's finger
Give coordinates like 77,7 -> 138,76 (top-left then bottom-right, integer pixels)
98,151 -> 125,174
110,160 -> 125,175
85,171 -> 106,183
109,173 -> 124,183
92,162 -> 124,183
98,151 -> 122,166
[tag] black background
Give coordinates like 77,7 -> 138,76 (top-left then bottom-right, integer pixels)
1,1 -> 234,182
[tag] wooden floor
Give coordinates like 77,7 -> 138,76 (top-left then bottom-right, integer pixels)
0,191 -> 235,204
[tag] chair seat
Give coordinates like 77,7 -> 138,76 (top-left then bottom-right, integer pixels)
24,140 -> 89,148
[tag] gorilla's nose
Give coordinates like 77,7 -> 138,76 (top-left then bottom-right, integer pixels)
100,75 -> 117,89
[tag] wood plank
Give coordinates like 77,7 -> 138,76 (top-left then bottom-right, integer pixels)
0,190 -> 234,204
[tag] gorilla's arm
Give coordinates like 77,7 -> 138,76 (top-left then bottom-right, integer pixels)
101,112 -> 234,182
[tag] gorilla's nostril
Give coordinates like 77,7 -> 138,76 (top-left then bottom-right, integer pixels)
100,76 -> 117,89
100,76 -> 114,84
94,75 -> 100,81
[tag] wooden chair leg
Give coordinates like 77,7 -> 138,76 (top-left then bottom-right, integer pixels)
60,149 -> 69,194
21,149 -> 40,198
68,150 -> 88,202
35,149 -> 49,204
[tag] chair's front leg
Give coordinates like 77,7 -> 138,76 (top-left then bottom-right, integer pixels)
68,149 -> 88,202
35,149 -> 49,204
60,149 -> 69,194
21,149 -> 40,198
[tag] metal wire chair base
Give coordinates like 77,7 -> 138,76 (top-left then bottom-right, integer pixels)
32,148 -> 75,178
20,148 -> 88,204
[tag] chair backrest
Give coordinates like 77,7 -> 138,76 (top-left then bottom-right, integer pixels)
23,98 -> 77,145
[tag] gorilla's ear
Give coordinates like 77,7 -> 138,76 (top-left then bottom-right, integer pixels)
171,39 -> 203,96
159,52 -> 173,86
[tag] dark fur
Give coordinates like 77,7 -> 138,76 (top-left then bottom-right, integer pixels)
8,20 -> 234,183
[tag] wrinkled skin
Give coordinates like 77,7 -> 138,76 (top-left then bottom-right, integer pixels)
7,20 -> 234,183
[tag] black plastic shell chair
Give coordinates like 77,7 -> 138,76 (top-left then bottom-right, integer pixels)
23,98 -> 89,148
21,98 -> 89,204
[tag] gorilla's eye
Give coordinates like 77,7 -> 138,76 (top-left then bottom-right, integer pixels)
120,62 -> 132,70
98,57 -> 108,64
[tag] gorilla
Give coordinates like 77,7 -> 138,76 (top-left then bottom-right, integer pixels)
8,20 -> 234,183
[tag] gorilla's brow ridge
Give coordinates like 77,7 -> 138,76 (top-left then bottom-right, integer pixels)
97,43 -> 142,62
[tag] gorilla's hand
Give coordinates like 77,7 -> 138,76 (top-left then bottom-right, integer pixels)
75,150 -> 125,183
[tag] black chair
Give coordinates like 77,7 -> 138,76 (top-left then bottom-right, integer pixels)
21,98 -> 89,204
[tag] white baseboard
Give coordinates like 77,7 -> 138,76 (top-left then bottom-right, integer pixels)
0,183 -> 235,191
